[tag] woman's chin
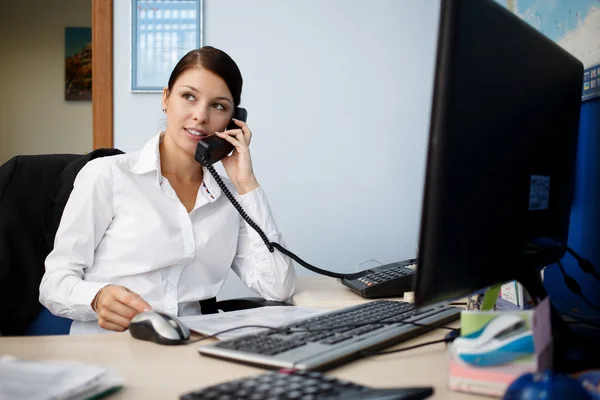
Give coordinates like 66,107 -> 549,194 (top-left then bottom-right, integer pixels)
174,140 -> 199,159
186,143 -> 198,158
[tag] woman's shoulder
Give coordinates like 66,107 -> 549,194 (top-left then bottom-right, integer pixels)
76,152 -> 140,184
83,151 -> 140,173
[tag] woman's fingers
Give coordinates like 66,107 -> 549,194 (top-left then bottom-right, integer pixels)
231,118 -> 252,143
116,288 -> 153,313
217,130 -> 245,148
107,300 -> 140,322
220,119 -> 253,146
97,319 -> 127,332
98,307 -> 132,330
95,285 -> 152,332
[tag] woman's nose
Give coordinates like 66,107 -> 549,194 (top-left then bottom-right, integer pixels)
193,106 -> 208,123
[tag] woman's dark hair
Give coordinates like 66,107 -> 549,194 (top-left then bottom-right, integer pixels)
166,46 -> 243,106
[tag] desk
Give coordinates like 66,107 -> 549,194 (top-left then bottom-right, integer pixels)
0,277 -> 485,399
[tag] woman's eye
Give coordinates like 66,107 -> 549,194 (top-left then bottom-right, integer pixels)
183,93 -> 196,101
212,103 -> 225,110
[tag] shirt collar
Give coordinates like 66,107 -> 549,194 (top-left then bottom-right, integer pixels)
200,166 -> 222,202
130,131 -> 163,182
130,131 -> 223,202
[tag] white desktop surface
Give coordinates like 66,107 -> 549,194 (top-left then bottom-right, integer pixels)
0,277 -> 486,399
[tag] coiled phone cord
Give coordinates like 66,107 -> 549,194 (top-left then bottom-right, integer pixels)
205,163 -> 365,280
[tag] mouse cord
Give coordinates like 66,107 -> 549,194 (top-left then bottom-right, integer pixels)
184,325 -> 281,344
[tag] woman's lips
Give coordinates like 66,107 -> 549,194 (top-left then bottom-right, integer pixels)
184,128 -> 209,141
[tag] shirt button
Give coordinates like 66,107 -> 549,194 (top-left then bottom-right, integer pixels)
175,265 -> 182,271
187,248 -> 193,255
167,304 -> 175,310
169,292 -> 175,299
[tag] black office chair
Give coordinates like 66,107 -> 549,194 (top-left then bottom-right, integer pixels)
0,151 -> 288,336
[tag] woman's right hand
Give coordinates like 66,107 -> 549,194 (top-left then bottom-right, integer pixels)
92,285 -> 153,332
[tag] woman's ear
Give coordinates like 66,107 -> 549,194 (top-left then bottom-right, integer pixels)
161,87 -> 170,111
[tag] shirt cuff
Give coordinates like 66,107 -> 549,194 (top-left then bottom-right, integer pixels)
69,280 -> 112,321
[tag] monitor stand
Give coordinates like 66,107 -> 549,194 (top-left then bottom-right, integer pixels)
518,266 -> 600,373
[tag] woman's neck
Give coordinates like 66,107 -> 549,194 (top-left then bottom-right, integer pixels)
159,133 -> 203,183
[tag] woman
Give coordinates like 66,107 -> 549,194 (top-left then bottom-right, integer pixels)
39,46 -> 296,334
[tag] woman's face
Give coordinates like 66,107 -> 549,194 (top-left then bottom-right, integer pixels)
162,67 -> 234,156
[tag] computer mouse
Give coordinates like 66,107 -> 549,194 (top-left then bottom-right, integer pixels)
503,370 -> 593,400
452,314 -> 534,367
129,311 -> 190,345
444,329 -> 461,342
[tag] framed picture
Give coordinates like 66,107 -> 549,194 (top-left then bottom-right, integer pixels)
65,27 -> 92,101
131,0 -> 204,92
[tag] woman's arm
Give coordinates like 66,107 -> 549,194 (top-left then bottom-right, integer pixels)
39,159 -> 115,321
217,119 -> 296,300
230,186 -> 296,302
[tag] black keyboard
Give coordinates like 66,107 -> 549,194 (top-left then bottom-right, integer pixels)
180,369 -> 434,400
341,259 -> 416,298
198,299 -> 460,371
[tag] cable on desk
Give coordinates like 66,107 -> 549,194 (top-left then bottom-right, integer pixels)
359,338 -> 448,356
359,328 -> 461,357
184,325 -> 281,345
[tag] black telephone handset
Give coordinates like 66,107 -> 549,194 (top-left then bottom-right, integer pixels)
194,108 -> 365,281
195,107 -> 248,167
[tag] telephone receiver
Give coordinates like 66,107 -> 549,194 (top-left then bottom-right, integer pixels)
194,108 -> 364,281
195,107 -> 248,167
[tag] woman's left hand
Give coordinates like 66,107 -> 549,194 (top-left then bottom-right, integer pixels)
217,119 -> 260,195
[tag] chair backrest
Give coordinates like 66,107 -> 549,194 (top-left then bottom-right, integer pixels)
0,150 -> 123,335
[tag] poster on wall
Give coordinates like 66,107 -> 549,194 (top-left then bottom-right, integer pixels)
131,0 -> 204,92
65,27 -> 92,101
495,0 -> 600,101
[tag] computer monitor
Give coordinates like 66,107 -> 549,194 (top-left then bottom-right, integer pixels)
413,0 -> 583,308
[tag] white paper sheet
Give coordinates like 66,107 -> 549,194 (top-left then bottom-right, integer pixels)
0,356 -> 123,400
178,306 -> 330,340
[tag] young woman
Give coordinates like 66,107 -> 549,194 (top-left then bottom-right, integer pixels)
39,46 -> 296,334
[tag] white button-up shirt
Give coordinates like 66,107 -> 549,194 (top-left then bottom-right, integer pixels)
39,132 -> 296,334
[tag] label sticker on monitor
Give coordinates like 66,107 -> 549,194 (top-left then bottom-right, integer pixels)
529,175 -> 550,210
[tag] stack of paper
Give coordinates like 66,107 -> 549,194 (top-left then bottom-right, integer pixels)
179,306 -> 330,340
0,356 -> 123,400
